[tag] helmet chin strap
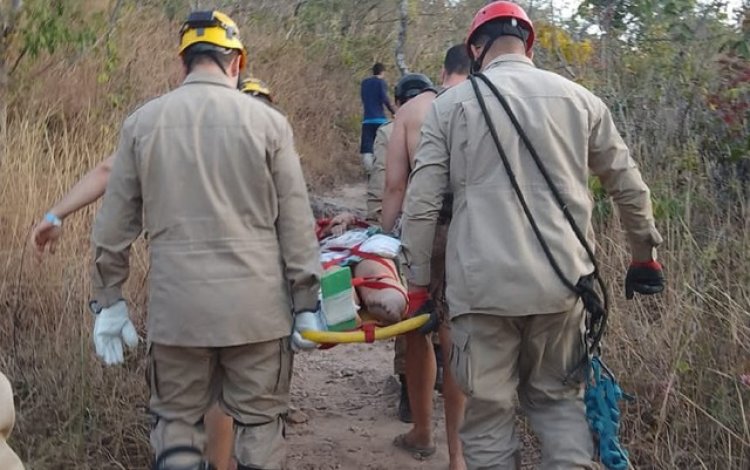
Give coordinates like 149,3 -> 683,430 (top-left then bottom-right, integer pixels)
185,48 -> 233,76
471,35 -> 499,74
206,52 -> 228,76
470,19 -> 531,73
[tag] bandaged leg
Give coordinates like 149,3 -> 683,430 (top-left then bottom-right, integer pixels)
354,258 -> 406,324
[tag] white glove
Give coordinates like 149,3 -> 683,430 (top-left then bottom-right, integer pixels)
93,300 -> 140,366
291,310 -> 326,352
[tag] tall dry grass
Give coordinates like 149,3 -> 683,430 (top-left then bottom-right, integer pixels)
0,5 -> 365,468
0,3 -> 748,469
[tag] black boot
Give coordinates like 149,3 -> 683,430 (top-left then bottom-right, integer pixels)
398,374 -> 412,423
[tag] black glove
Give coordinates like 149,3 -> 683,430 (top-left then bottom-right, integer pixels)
625,260 -> 665,299
407,292 -> 439,335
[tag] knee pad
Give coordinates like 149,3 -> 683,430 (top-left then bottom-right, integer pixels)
233,418 -> 286,468
235,417 -> 287,439
153,446 -> 215,470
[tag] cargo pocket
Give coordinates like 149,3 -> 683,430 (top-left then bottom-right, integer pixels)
145,343 -> 161,430
274,338 -> 293,395
146,342 -> 161,401
449,326 -> 473,397
564,304 -> 589,386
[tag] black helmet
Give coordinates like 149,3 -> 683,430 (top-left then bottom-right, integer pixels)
394,73 -> 434,103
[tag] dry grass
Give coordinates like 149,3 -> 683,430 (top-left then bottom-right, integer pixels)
0,6 -> 362,468
0,3 -> 748,469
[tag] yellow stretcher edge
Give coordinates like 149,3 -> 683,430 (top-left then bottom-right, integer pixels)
300,314 -> 431,344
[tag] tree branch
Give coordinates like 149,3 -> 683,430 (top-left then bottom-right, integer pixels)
9,44 -> 26,76
294,0 -> 309,17
395,0 -> 409,75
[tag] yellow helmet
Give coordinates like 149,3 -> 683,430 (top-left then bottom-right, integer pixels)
240,77 -> 273,102
179,10 -> 247,70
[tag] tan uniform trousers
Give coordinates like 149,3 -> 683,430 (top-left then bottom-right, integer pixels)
148,339 -> 292,469
450,303 -> 600,470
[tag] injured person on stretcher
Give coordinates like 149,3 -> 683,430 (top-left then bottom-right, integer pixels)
316,212 -> 407,325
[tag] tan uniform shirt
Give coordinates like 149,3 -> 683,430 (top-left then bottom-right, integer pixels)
366,122 -> 393,224
92,72 -> 321,347
402,55 -> 662,318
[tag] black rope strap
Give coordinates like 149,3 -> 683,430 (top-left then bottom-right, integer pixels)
468,72 -> 610,355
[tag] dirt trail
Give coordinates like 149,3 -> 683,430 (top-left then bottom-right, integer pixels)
286,183 -> 450,469
287,341 -> 450,470
287,183 -> 543,470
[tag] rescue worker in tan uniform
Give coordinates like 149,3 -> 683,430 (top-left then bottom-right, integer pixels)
401,2 -> 665,469
88,11 -> 321,469
32,76 -> 282,470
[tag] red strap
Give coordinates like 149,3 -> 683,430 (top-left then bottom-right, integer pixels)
318,230 -> 409,317
320,243 -> 363,270
352,275 -> 398,287
315,218 -> 332,240
321,256 -> 347,270
349,245 -> 400,280
319,236 -> 401,282
319,242 -> 363,270
631,260 -> 662,270
354,278 -> 397,290
352,275 -> 409,315
362,323 -> 376,343
406,290 -> 430,317
322,242 -> 400,279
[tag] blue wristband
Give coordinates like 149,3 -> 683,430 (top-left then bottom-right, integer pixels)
44,212 -> 63,227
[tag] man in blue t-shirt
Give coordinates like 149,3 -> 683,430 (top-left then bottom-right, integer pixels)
360,62 -> 395,173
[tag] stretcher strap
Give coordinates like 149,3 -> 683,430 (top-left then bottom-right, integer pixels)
350,245 -> 400,279
352,276 -> 409,313
321,243 -> 399,278
322,240 -> 409,317
405,290 -> 430,317
315,219 -> 328,240
362,323 -> 376,343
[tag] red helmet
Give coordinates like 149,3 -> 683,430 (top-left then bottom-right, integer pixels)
465,1 -> 535,52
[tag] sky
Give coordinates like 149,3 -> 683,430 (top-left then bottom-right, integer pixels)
548,0 -> 746,19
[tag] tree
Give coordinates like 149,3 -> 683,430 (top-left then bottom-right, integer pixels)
395,0 -> 409,75
0,0 -> 23,164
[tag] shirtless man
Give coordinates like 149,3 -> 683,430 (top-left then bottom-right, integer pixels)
382,45 -> 470,470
